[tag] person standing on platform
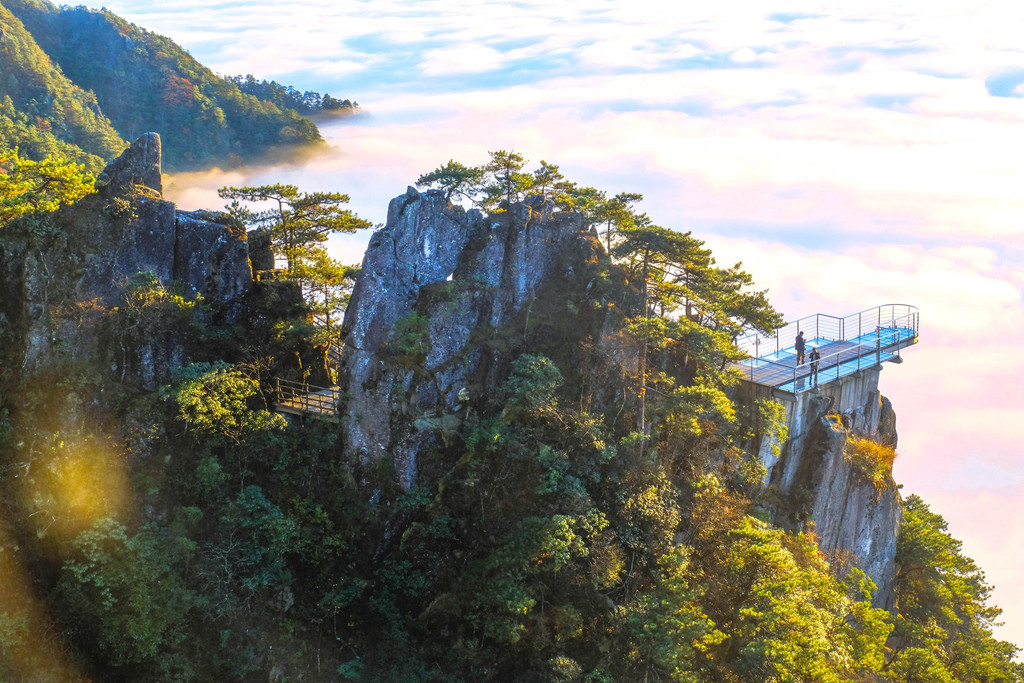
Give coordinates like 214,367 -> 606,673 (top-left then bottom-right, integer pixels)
795,330 -> 806,365
809,346 -> 821,386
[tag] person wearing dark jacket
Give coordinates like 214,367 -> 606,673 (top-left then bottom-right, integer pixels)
795,331 -> 806,365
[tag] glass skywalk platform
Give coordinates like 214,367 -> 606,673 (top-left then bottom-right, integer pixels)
733,304 -> 919,395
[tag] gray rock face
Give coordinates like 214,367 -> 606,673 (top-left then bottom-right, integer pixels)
343,187 -> 475,360
339,187 -> 589,487
74,134 -> 252,308
0,133 -> 253,385
766,371 -> 902,608
247,228 -> 275,273
175,210 -> 252,309
75,192 -> 179,303
95,132 -> 163,197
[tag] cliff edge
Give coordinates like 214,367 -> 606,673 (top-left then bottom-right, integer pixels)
0,133 -> 253,389
753,368 -> 901,607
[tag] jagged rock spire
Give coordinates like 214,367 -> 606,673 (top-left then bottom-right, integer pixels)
95,132 -> 163,197
338,187 -> 600,488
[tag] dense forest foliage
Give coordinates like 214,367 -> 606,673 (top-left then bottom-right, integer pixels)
0,2 -> 122,173
0,0 -> 356,171
0,147 -> 95,222
0,144 -> 1020,680
228,75 -> 358,117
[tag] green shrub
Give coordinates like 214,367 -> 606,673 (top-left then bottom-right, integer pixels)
383,311 -> 430,368
160,361 -> 286,445
54,518 -> 196,670
844,436 -> 896,496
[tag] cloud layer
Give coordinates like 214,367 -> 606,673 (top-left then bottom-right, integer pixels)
107,0 -> 1024,645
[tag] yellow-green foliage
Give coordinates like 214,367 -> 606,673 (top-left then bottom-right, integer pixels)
755,398 -> 788,459
844,436 -> 896,496
0,148 -> 95,226
891,495 -> 1024,680
113,271 -> 199,343
160,361 -> 286,446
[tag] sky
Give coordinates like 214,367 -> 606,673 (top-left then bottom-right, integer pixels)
102,0 -> 1024,646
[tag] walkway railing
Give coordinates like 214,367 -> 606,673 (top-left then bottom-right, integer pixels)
262,265 -> 347,419
738,304 -> 919,359
735,304 -> 919,393
326,340 -> 343,367
271,313 -> 345,419
275,378 -> 340,419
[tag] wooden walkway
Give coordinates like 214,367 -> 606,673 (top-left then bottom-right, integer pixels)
276,379 -> 341,421
273,341 -> 344,420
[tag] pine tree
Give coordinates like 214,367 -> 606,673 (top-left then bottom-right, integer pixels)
218,183 -> 371,274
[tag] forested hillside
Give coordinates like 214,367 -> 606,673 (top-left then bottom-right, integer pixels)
229,75 -> 359,118
0,2 -> 123,172
0,0 -> 352,171
0,139 -> 1019,681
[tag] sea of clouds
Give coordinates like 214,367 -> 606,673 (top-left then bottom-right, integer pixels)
106,0 -> 1024,645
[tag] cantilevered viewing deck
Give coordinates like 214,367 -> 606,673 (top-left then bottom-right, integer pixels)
734,304 -> 919,394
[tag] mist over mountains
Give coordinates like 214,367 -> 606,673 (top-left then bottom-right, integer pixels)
0,0 -> 358,172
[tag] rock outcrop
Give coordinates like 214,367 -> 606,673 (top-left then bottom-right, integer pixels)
339,188 -> 602,487
94,132 -> 163,196
760,368 -> 902,607
2,135 -> 907,608
82,133 -> 251,310
0,133 -> 253,387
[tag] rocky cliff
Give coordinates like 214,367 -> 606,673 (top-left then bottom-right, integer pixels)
339,187 -> 609,488
755,368 -> 902,607
341,187 -> 905,606
0,144 -> 944,678
0,133 -> 253,389
0,139 -> 906,623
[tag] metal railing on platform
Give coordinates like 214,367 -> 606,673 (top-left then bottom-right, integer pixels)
326,341 -> 343,366
275,378 -> 340,418
738,304 -> 919,358
736,304 -> 919,393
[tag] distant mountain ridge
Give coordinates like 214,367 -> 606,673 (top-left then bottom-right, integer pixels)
0,1 -> 123,171
0,0 -> 353,171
